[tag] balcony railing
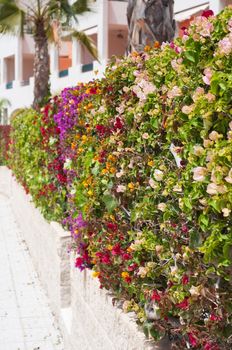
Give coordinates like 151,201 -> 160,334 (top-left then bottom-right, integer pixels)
81,62 -> 94,73
58,69 -> 69,78
6,81 -> 13,89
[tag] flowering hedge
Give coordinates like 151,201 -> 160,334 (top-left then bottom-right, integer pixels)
0,125 -> 11,165
9,8 -> 232,349
9,105 -> 67,221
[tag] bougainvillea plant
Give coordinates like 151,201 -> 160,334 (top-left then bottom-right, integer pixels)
0,125 -> 11,165
9,7 -> 232,349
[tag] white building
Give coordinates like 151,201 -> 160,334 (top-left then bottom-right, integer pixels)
0,0 -> 231,120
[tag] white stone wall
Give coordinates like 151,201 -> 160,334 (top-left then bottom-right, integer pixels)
0,166 -> 170,350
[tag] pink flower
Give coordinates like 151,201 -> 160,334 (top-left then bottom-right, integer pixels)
210,314 -> 222,321
188,333 -> 198,347
203,67 -> 213,85
204,342 -> 220,350
218,36 -> 232,55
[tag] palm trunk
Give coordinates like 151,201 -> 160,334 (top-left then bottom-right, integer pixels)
127,0 -> 175,53
33,19 -> 50,110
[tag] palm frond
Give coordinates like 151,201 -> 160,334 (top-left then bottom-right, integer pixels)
71,30 -> 98,61
0,0 -> 25,34
71,0 -> 90,16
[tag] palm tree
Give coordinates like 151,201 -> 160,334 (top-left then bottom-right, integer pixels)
127,0 -> 175,52
0,0 -> 98,109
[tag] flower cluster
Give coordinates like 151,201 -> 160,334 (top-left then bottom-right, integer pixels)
9,7 -> 232,349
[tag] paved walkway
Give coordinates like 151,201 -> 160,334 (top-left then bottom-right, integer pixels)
0,194 -> 64,350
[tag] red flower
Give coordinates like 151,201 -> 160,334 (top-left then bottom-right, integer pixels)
202,10 -> 214,18
209,314 -> 222,321
122,253 -> 131,261
114,117 -> 123,130
182,274 -> 189,285
111,243 -> 121,256
176,297 -> 189,310
125,276 -> 132,283
106,222 -> 118,231
188,333 -> 198,347
75,257 -> 84,270
128,263 -> 138,271
101,254 -> 111,264
151,290 -> 161,302
57,173 -> 67,184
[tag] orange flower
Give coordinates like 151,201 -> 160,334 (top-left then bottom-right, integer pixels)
154,41 -> 160,49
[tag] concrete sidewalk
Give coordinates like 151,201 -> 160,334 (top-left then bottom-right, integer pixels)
0,194 -> 64,350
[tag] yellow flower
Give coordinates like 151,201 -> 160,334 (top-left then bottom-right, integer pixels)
78,147 -> 84,154
87,190 -> 93,196
82,181 -> 88,188
107,245 -> 113,251
128,182 -> 135,191
82,135 -> 88,141
148,160 -> 154,167
121,271 -> 129,279
110,167 -> 116,174
101,169 -> 108,175
108,154 -> 116,162
92,271 -> 100,278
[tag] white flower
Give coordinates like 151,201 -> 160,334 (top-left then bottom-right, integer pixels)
167,86 -> 182,99
203,139 -> 214,148
116,185 -> 126,193
209,131 -> 222,141
170,266 -> 178,276
116,170 -> 124,178
173,184 -> 182,192
189,285 -> 201,297
137,267 -> 148,278
199,198 -> 207,206
142,133 -> 149,140
222,208 -> 231,217
225,169 -> 232,184
193,167 -> 208,182
193,145 -> 204,156
149,178 -> 158,189
153,169 -> 164,182
182,105 -> 194,114
157,203 -> 167,212
206,183 -> 227,195
63,158 -> 72,170
229,121 -> 232,130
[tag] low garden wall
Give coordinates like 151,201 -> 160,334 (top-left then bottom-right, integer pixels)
0,166 -> 166,350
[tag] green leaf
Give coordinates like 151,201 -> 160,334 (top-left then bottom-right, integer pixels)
190,230 -> 201,249
184,51 -> 196,63
102,193 -> 118,212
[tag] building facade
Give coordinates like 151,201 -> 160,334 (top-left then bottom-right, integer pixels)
0,0 -> 231,120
